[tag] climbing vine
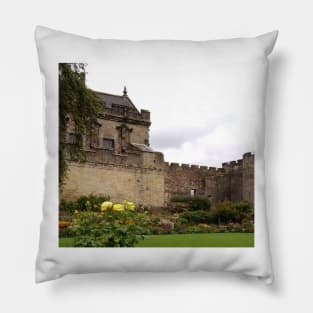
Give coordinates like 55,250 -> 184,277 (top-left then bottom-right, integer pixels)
59,63 -> 102,185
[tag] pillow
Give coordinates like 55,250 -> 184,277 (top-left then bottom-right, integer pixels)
35,26 -> 278,283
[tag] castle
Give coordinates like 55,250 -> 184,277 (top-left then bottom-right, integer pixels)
62,87 -> 254,208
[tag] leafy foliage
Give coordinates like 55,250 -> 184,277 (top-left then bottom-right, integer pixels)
60,194 -> 110,213
170,196 -> 211,211
180,210 -> 214,224
68,210 -> 149,247
59,63 -> 102,185
212,201 -> 254,224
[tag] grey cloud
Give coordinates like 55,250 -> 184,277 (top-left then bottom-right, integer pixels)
151,127 -> 207,149
150,116 -> 232,149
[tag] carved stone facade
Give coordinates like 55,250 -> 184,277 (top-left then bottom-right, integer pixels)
61,87 -> 254,208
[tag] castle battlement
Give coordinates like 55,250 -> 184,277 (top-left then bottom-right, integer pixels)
163,153 -> 253,174
163,153 -> 254,205
102,106 -> 150,124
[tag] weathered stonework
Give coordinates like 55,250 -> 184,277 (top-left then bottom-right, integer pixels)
62,162 -> 165,207
61,87 -> 254,208
164,153 -> 254,206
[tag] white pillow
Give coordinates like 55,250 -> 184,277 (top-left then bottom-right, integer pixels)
35,25 -> 278,283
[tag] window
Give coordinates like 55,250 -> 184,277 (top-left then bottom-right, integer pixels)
190,189 -> 197,197
102,138 -> 114,150
67,133 -> 81,145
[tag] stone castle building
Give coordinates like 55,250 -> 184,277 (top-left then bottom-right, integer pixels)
62,87 -> 254,208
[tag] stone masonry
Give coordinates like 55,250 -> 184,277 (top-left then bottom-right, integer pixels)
61,87 -> 254,208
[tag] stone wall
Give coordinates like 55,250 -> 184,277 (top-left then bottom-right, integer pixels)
164,153 -> 254,206
164,163 -> 208,205
61,150 -> 254,208
61,161 -> 165,208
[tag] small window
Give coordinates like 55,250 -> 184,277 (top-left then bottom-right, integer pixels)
101,138 -> 114,150
67,133 -> 81,145
190,189 -> 197,197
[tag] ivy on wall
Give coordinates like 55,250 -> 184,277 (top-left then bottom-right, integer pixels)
59,63 -> 102,186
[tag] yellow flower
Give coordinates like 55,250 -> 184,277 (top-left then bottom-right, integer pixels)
74,210 -> 79,214
113,203 -> 124,211
124,200 -> 135,211
101,201 -> 113,211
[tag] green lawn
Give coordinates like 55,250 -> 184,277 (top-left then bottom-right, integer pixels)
59,233 -> 254,248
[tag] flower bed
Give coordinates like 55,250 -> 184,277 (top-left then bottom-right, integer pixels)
59,196 -> 254,246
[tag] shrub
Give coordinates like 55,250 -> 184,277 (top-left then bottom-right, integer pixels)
234,201 -> 252,212
185,225 -> 206,234
170,195 -> 191,202
176,217 -> 189,225
170,196 -> 211,211
226,222 -> 242,232
241,219 -> 254,233
59,199 -> 79,213
215,225 -> 228,233
189,197 -> 211,211
76,194 -> 110,211
212,201 -> 254,224
180,210 -> 214,224
68,210 -> 149,247
60,194 -> 110,213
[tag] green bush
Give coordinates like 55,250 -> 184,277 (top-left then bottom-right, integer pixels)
234,201 -> 252,212
60,194 -> 110,213
185,225 -> 206,234
189,197 -> 211,210
212,201 -> 254,224
170,196 -> 211,211
170,195 -> 191,202
59,199 -> 79,213
226,222 -> 242,232
240,219 -> 254,233
68,210 -> 149,247
180,210 -> 214,224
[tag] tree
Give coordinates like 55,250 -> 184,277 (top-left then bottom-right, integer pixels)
59,63 -> 102,185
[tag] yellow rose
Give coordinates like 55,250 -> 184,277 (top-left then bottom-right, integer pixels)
125,201 -> 135,211
113,203 -> 124,211
101,201 -> 113,211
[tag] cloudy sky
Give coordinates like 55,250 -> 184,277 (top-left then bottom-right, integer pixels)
84,40 -> 258,167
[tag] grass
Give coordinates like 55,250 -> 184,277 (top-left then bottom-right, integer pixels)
59,233 -> 254,248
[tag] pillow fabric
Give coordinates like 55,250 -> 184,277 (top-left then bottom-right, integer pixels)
35,26 -> 278,283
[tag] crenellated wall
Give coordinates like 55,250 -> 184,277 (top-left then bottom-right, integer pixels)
164,153 -> 254,206
62,147 -> 254,208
